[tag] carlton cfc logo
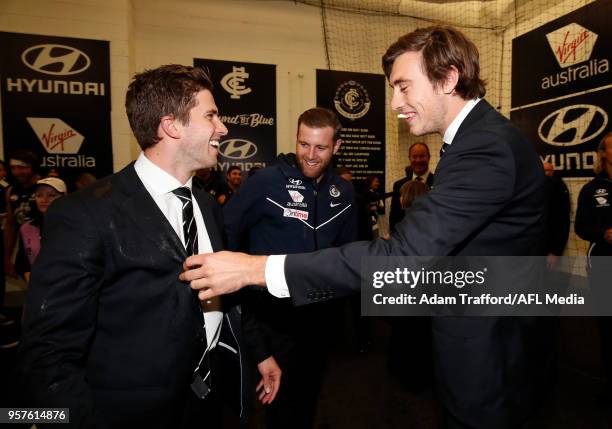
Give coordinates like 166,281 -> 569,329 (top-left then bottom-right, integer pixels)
334,80 -> 371,120
221,66 -> 252,99
218,139 -> 257,159
22,44 -> 91,76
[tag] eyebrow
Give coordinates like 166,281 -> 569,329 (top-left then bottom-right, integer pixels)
390,78 -> 410,87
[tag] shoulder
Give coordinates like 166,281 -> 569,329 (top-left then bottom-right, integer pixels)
46,168 -> 131,222
393,176 -> 409,190
327,175 -> 355,200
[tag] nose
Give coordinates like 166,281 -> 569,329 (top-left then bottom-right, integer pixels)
307,146 -> 316,160
216,118 -> 228,137
390,87 -> 403,112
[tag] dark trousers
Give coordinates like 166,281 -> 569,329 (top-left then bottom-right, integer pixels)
591,256 -> 612,405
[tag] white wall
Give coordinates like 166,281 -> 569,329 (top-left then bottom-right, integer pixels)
0,0 -> 327,168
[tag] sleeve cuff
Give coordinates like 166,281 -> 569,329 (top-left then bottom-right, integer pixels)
265,255 -> 291,298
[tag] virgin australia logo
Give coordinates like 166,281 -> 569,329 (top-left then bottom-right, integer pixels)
22,44 -> 91,75
546,23 -> 597,68
221,66 -> 252,99
538,104 -> 607,146
26,117 -> 85,153
218,139 -> 257,159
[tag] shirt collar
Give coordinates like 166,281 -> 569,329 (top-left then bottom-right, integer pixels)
411,171 -> 430,181
134,152 -> 193,196
442,98 -> 481,145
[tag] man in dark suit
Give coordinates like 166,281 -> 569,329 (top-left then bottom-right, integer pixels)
182,26 -> 551,429
389,142 -> 434,231
19,64 -> 279,428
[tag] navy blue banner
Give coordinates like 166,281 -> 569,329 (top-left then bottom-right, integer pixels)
194,58 -> 276,176
0,32 -> 112,184
511,0 -> 612,178
316,69 -> 386,189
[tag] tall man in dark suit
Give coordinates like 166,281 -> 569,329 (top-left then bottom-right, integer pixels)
182,26 -> 551,429
389,142 -> 434,231
19,64 -> 279,428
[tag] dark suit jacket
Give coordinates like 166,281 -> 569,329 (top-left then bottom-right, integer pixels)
19,163 -> 248,428
389,170 -> 435,231
283,100 -> 550,428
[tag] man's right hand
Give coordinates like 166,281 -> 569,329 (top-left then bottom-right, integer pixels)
180,251 -> 268,301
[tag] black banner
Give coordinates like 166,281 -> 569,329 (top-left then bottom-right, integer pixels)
194,58 -> 276,175
511,0 -> 612,177
316,70 -> 386,189
0,32 -> 113,183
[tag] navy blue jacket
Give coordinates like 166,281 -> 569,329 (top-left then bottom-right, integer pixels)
224,153 -> 357,360
575,171 -> 612,257
224,153 -> 357,255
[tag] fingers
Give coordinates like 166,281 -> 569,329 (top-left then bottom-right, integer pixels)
267,376 -> 279,403
256,378 -> 271,404
256,374 -> 280,404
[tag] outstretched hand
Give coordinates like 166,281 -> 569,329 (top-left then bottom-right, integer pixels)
179,251 -> 268,300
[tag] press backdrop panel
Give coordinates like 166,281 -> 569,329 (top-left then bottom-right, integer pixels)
0,32 -> 112,183
194,58 -> 276,174
316,69 -> 386,189
511,0 -> 611,178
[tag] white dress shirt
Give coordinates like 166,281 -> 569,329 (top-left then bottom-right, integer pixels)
442,98 -> 480,146
266,98 -> 482,298
411,171 -> 431,183
134,152 -> 222,349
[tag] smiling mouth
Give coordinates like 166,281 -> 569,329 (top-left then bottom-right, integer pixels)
397,112 -> 416,120
209,140 -> 220,148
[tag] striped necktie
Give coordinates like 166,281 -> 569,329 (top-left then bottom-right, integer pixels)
172,187 -> 198,255
440,142 -> 450,158
173,187 -> 211,399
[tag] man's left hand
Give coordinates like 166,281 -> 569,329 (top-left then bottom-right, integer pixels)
256,356 -> 282,404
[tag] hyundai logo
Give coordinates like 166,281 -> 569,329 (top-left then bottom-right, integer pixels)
218,139 -> 257,159
538,104 -> 607,146
22,44 -> 91,76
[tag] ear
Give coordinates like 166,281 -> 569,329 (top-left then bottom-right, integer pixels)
159,115 -> 181,140
442,66 -> 460,95
332,139 -> 342,155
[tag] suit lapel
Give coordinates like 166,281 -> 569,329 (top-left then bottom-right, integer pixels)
454,99 -> 492,140
115,164 -> 187,262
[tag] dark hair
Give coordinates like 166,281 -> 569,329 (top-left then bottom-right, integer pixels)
297,107 -> 342,141
9,149 -> 41,172
227,166 -> 241,175
125,64 -> 213,150
408,142 -> 430,157
365,174 -> 380,190
382,25 -> 486,100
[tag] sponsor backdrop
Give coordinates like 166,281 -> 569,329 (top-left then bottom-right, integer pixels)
0,32 -> 112,184
511,0 -> 611,178
194,58 -> 276,175
316,69 -> 386,189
